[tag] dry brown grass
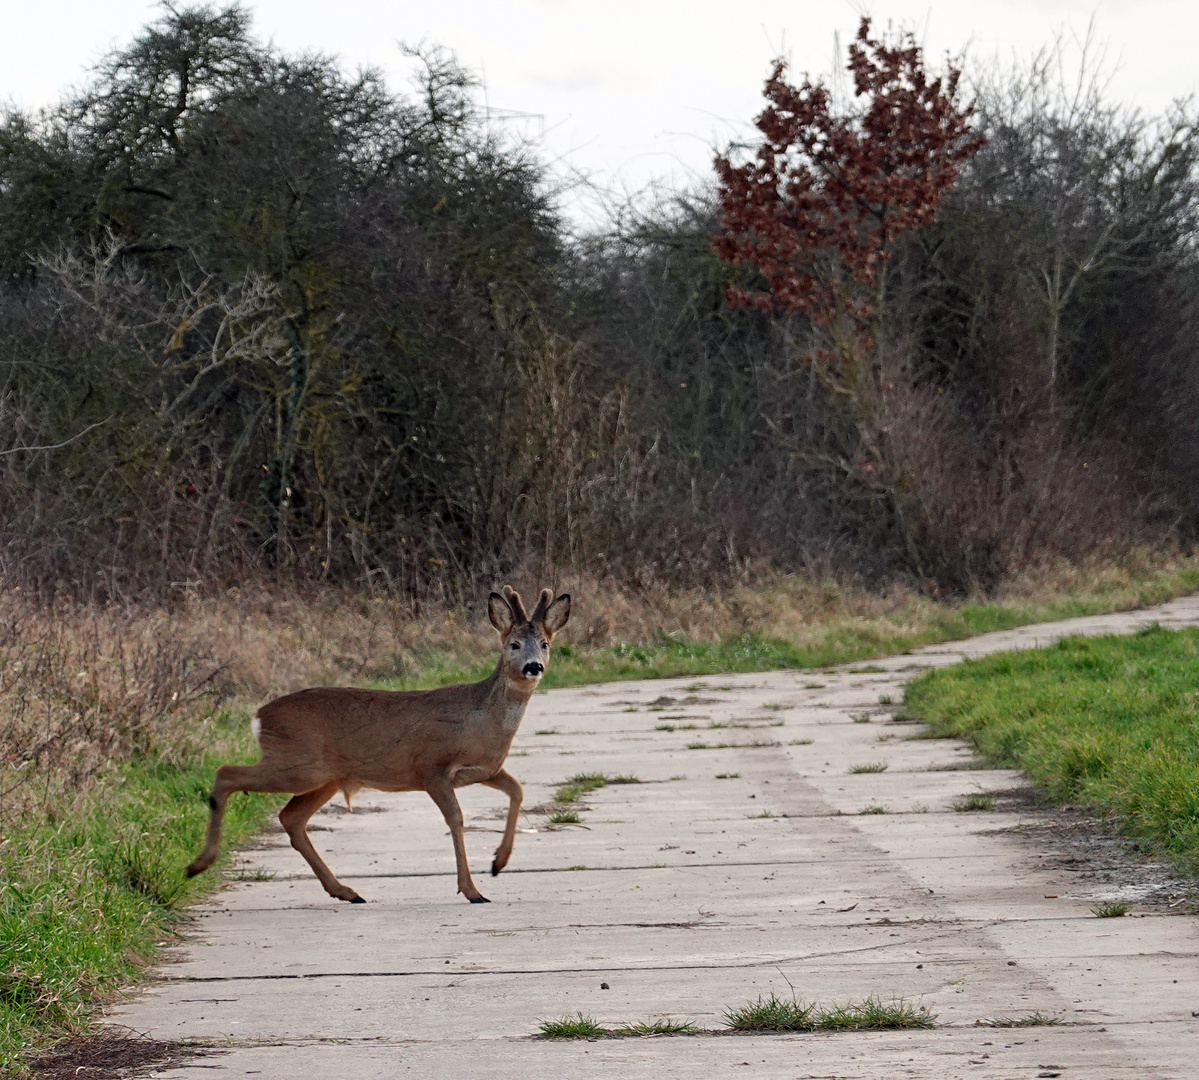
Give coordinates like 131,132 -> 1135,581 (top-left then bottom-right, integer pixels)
0,595 -> 230,823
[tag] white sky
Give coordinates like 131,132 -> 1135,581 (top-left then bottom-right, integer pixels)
4,1 -> 1197,229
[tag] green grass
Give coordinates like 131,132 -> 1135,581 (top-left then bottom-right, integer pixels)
615,1017 -> 699,1035
536,1014 -> 699,1038
859,804 -> 890,814
952,793 -> 996,812
813,997 -> 935,1031
1092,899 -> 1132,917
977,1011 -> 1061,1027
903,626 -> 1199,871
552,773 -> 640,804
723,994 -> 934,1033
848,761 -> 889,773
548,810 -> 582,824
537,1013 -> 608,1038
724,994 -> 816,1031
0,714 -> 273,1072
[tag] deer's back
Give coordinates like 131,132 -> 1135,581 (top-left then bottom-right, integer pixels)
254,683 -> 499,788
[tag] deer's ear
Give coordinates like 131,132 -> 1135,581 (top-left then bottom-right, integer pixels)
488,592 -> 514,633
544,593 -> 571,635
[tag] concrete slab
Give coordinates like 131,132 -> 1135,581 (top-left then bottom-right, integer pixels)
107,593 -> 1199,1078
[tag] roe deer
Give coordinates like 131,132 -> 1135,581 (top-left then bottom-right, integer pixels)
185,586 -> 570,903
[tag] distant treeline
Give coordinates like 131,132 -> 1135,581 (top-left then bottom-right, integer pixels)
2,4 -> 1198,601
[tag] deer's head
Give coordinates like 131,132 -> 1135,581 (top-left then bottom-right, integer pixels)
488,586 -> 571,685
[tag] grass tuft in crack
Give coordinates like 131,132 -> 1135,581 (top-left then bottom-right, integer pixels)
952,793 -> 995,812
1091,900 -> 1131,917
552,773 -> 640,804
725,995 -> 935,1033
615,1018 -> 698,1036
724,994 -> 815,1031
848,762 -> 888,774
537,1013 -> 607,1038
548,810 -> 581,824
814,996 -> 935,1031
976,1011 -> 1061,1027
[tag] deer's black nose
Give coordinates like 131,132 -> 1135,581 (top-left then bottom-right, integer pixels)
522,661 -> 544,678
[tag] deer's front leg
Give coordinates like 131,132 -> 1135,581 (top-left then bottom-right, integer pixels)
425,777 -> 488,903
482,768 -> 523,876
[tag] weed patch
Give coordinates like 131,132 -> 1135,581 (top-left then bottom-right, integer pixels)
552,772 -> 639,804
976,1012 -> 1061,1027
814,997 -> 934,1031
615,1018 -> 698,1036
724,994 -> 815,1031
1091,900 -> 1131,917
537,1013 -> 607,1038
952,794 -> 995,812
724,994 -> 933,1033
848,762 -> 889,774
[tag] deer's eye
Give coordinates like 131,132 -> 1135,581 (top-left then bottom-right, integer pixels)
541,641 -> 548,649
510,642 -> 520,650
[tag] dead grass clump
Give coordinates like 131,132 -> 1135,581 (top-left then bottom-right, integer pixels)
29,1029 -> 216,1078
0,592 -> 227,823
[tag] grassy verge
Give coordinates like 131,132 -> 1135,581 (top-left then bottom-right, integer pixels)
0,714 -> 272,1073
903,625 -> 1199,871
376,557 -> 1199,692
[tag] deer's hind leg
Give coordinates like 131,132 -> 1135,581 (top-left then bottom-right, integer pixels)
187,762 -> 295,878
482,768 -> 523,877
279,781 -> 365,903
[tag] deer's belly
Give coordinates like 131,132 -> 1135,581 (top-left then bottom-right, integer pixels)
450,763 -> 502,786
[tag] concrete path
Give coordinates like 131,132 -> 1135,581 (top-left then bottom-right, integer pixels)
112,595 -> 1199,1078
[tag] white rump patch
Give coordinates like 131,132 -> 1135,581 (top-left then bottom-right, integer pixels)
250,715 -> 261,740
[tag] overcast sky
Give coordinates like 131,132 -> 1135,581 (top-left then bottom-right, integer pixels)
4,1 -> 1197,228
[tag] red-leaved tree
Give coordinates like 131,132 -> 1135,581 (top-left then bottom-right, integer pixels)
713,17 -> 983,572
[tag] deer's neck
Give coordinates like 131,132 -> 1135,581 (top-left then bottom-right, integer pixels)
483,662 -> 536,732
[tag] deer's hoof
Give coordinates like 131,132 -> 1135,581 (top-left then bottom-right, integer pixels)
468,895 -> 491,904
490,859 -> 500,877
349,896 -> 366,904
